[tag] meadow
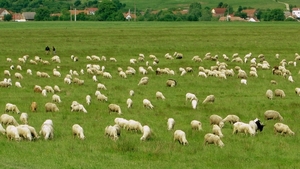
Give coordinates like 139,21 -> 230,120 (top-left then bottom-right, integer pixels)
0,21 -> 300,169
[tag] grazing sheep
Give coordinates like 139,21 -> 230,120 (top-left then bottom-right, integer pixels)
204,133 -> 224,148
4,70 -> 11,76
288,75 -> 294,83
20,112 -> 28,124
103,72 -> 112,79
126,120 -> 143,132
105,125 -> 119,141
71,101 -> 87,113
14,81 -> 21,88
20,124 -> 39,140
126,98 -> 133,108
191,99 -> 198,109
114,117 -> 129,129
34,85 -> 42,93
198,71 -> 207,78
86,95 -> 91,105
97,93 -> 108,102
166,79 -> 177,87
129,90 -> 134,96
212,124 -> 224,138
209,114 -> 224,128
156,91 -> 165,100
0,114 -> 19,126
222,115 -> 240,125
138,76 -> 149,85
274,123 -> 294,136
241,79 -> 247,85
266,89 -> 273,100
140,125 -> 151,141
72,124 -> 85,140
232,122 -> 255,136
42,89 -> 47,97
5,103 -> 20,114
16,125 -> 32,141
108,104 -> 122,115
143,99 -> 154,109
14,72 -> 23,79
31,102 -> 37,112
191,120 -> 202,131
202,95 -> 215,104
45,102 -> 59,112
53,85 -> 61,93
249,118 -> 265,133
45,86 -> 54,93
167,118 -> 175,130
174,130 -> 188,145
6,125 -> 20,141
264,110 -> 283,121
186,93 -> 198,101
52,94 -> 61,103
39,119 -> 54,140
97,83 -> 107,90
274,89 -> 285,98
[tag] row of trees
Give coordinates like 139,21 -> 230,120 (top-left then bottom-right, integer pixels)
1,0 -> 297,21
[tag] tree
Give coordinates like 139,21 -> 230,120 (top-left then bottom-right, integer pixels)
188,2 -> 202,21
95,0 -> 125,21
4,14 -> 12,21
35,7 -> 51,21
200,8 -> 212,21
74,0 -> 81,7
270,9 -> 285,21
217,2 -> 223,8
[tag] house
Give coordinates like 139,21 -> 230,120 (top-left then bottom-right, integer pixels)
123,10 -> 136,20
86,8 -> 98,15
22,12 -> 36,21
69,9 -> 88,15
292,8 -> 300,18
219,15 -> 245,22
0,8 -> 10,21
211,8 -> 226,17
242,9 -> 256,19
12,13 -> 25,22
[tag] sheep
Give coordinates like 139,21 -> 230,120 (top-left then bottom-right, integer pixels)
156,91 -> 165,100
191,120 -> 202,131
51,55 -> 61,63
45,85 -> 54,93
16,125 -> 32,141
191,99 -> 198,109
52,69 -> 61,77
97,93 -> 108,102
274,123 -> 294,136
264,110 -> 283,121
241,79 -> 247,85
39,120 -> 54,140
14,81 -> 21,88
19,124 -> 39,140
232,122 -> 255,136
20,112 -> 28,124
204,133 -> 224,147
198,71 -> 207,78
108,104 -> 122,115
71,102 -> 87,113
295,87 -> 300,96
53,85 -> 61,93
31,102 -> 37,112
0,80 -> 12,87
86,95 -> 91,105
5,103 -> 20,114
166,79 -> 177,87
105,125 -> 118,141
209,114 -> 224,128
6,58 -> 12,62
52,94 -> 61,103
143,99 -> 154,109
45,102 -> 59,112
288,75 -> 294,83
140,125 -> 151,141
97,83 -> 107,90
138,76 -> 149,85
266,89 -> 273,100
0,114 -> 19,126
186,93 -> 198,101
274,89 -> 285,98
14,72 -> 23,79
202,95 -> 215,104
167,118 -> 175,130
34,85 -> 42,93
114,117 -> 129,129
95,90 -> 101,97
129,90 -> 134,96
126,120 -> 143,132
212,124 -> 224,138
103,72 -> 112,79
6,125 -> 20,141
119,71 -> 127,78
126,98 -> 133,108
72,124 -> 85,140
249,118 -> 265,133
42,89 -> 47,97
173,130 -> 188,145
0,123 -> 5,135
64,77 -> 72,84
4,70 -> 11,76
222,115 -> 240,125
109,57 -> 117,62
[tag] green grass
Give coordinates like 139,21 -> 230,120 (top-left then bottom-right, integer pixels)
0,21 -> 299,168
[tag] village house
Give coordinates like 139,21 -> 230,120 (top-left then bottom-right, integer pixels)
292,8 -> 300,18
211,8 -> 227,17
0,8 -> 10,21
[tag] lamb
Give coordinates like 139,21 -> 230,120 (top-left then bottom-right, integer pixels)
16,125 -> 32,141
97,83 -> 107,90
39,119 -> 54,140
186,93 -> 198,101
108,104 -> 122,115
204,133 -> 224,147
72,124 -> 85,140
52,94 -> 62,103
31,102 -> 37,112
173,130 -> 188,145
126,98 -> 133,108
212,124 -> 224,138
86,95 -> 91,105
97,93 -> 108,102
202,95 -> 215,104
232,122 -> 255,136
222,115 -> 240,125
191,120 -> 202,131
95,90 -> 101,97
45,102 -> 59,112
209,114 -> 224,128
198,71 -> 207,78
6,125 -> 20,141
156,91 -> 165,100
274,89 -> 285,98
114,117 -> 129,129
266,89 -> 273,100
166,79 -> 177,87
0,114 -> 19,126
264,110 -> 283,121
140,125 -> 151,141
20,112 -> 28,124
143,99 -> 154,109
191,99 -> 198,109
105,125 -> 119,141
274,123 -> 294,136
5,103 -> 20,114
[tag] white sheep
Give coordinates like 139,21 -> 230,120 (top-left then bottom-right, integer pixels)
295,87 -> 300,96
92,75 -> 98,82
72,124 -> 85,140
140,125 -> 151,141
41,89 -> 47,97
167,118 -> 175,130
52,94 -> 61,103
71,101 -> 87,113
264,110 -> 283,121
186,93 -> 198,101
209,114 -> 224,128
5,103 -> 20,114
6,125 -> 20,141
198,71 -> 207,78
288,75 -> 294,82
114,117 -> 129,129
95,90 -> 101,97
97,83 -> 107,90
204,133 -> 224,147
103,72 -> 112,79
53,85 -> 61,93
0,114 -> 19,126
156,91 -> 165,100
16,125 -> 32,141
129,90 -> 134,96
191,99 -> 198,109
274,123 -> 294,136
274,89 -> 285,98
266,89 -> 273,100
202,95 -> 215,104
232,122 -> 255,136
212,124 -> 223,138
53,69 -> 61,77
241,79 -> 247,85
45,86 -> 54,93
51,55 -> 61,63
86,95 -> 91,105
16,65 -> 22,70
138,76 -> 149,86
20,124 -> 39,140
143,99 -> 154,109
20,112 -> 28,124
4,70 -> 11,76
105,125 -> 118,141
126,98 -> 133,108
108,104 -> 122,114
39,120 -> 54,140
166,79 -> 177,87
45,102 -> 59,112
191,120 -> 202,131
222,115 -> 240,125
174,130 -> 188,145
14,72 -> 23,79
27,69 -> 32,75
0,123 -> 6,135
97,93 -> 108,102
126,119 -> 143,132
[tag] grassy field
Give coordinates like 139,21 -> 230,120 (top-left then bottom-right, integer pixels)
0,21 -> 300,169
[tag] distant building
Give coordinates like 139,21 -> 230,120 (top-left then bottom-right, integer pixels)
0,8 -> 10,21
22,12 -> 36,21
86,8 -> 98,15
292,8 -> 300,18
211,8 -> 226,17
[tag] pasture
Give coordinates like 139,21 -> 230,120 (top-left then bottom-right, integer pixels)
0,22 -> 299,168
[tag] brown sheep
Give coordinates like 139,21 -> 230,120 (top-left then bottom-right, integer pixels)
31,102 -> 37,112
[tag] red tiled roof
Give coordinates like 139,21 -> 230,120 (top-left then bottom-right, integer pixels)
69,10 -> 88,15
